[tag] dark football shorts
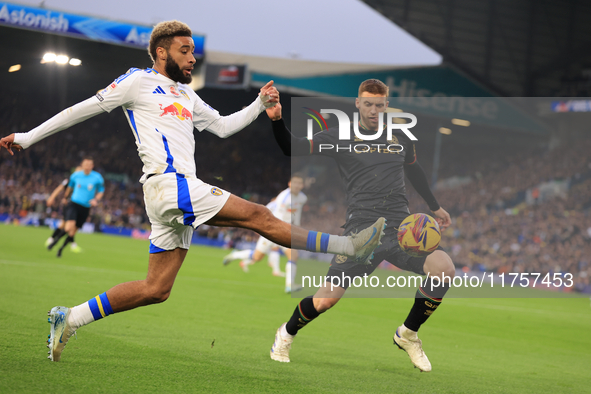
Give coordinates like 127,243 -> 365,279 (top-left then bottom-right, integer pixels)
64,202 -> 91,229
325,220 -> 444,290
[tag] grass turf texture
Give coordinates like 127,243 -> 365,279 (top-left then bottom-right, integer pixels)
0,225 -> 589,393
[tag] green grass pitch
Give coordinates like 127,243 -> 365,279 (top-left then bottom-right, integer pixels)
0,225 -> 589,393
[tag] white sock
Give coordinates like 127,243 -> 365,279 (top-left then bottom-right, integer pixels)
67,302 -> 95,330
401,324 -> 418,338
327,235 -> 354,256
269,250 -> 281,273
286,261 -> 296,287
281,323 -> 294,339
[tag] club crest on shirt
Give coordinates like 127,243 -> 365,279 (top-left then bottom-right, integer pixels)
179,89 -> 190,100
211,188 -> 223,196
87,185 -> 94,191
388,135 -> 399,145
335,254 -> 348,264
169,86 -> 181,97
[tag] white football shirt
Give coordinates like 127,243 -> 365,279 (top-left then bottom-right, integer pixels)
97,68 -> 218,181
14,67 -> 267,183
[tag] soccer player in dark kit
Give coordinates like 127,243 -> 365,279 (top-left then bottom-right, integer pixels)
267,79 -> 455,372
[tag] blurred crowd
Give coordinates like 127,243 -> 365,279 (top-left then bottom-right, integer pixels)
297,131 -> 591,293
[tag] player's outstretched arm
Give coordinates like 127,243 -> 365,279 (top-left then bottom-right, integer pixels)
404,160 -> 446,221
0,134 -> 22,155
90,192 -> 104,207
267,103 -> 311,157
204,81 -> 279,139
46,183 -> 66,207
431,207 -> 451,230
2,97 -> 106,151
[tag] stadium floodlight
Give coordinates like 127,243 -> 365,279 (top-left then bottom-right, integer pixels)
69,58 -> 82,66
439,127 -> 452,135
451,118 -> 470,127
42,52 -> 57,63
55,55 -> 69,65
8,64 -> 21,72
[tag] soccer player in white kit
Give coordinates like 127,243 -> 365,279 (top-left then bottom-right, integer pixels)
0,20 -> 386,362
223,174 -> 308,292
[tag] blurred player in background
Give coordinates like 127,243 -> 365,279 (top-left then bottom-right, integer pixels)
44,164 -> 83,249
266,79 -> 454,372
46,159 -> 103,257
44,176 -> 70,248
0,21 -> 385,362
223,174 -> 308,292
222,197 -> 284,275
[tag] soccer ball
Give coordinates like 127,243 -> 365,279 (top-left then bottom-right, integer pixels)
397,213 -> 441,257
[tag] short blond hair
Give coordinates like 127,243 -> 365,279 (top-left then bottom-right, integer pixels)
148,20 -> 192,62
358,79 -> 389,97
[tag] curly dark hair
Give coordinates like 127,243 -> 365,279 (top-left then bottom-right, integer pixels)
148,20 -> 192,62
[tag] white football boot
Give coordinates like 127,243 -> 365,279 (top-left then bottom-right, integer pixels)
47,306 -> 76,362
270,323 -> 293,363
393,325 -> 432,372
348,217 -> 387,264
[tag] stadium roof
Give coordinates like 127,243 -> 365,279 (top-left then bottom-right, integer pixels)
361,0 -> 591,97
206,51 -> 399,78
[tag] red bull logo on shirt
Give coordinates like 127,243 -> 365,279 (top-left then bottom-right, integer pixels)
159,102 -> 193,121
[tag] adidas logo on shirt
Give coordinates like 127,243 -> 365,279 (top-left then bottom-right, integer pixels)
152,86 -> 166,94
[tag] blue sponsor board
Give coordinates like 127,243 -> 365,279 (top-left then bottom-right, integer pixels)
0,1 -> 205,56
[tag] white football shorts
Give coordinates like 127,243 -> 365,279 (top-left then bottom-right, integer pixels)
142,173 -> 230,252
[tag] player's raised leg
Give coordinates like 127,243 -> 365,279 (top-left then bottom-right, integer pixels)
393,250 -> 454,372
46,222 -> 66,249
47,247 -> 188,361
56,219 -> 77,257
222,249 -> 255,272
207,195 -> 386,263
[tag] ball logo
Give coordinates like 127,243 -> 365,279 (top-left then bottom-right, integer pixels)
211,188 -> 223,196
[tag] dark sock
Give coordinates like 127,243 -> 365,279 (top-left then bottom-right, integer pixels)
285,296 -> 321,336
48,229 -> 67,250
51,228 -> 65,239
403,277 -> 450,332
59,235 -> 75,252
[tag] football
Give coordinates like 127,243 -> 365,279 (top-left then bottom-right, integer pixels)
397,213 -> 441,257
